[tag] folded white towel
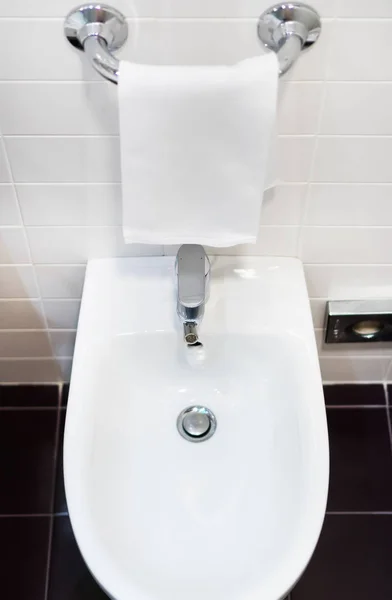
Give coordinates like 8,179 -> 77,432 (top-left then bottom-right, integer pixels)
119,54 -> 278,247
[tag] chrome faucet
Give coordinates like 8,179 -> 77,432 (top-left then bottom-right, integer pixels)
176,244 -> 210,345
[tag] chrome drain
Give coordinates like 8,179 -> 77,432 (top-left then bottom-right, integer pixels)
177,406 -> 217,443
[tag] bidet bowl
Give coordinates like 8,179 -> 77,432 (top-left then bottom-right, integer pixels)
64,256 -> 329,600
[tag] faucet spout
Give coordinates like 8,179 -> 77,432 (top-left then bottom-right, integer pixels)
176,244 -> 210,328
183,322 -> 199,345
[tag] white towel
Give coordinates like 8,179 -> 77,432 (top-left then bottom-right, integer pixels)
119,54 -> 278,247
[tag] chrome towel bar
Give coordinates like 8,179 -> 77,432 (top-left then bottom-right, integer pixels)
64,2 -> 321,84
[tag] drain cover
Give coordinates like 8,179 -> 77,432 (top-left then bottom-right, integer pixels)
177,406 -> 216,442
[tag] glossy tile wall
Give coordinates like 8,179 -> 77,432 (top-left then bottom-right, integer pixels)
0,0 -> 392,383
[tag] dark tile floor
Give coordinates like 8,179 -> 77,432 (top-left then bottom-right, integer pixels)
1,383 -> 392,599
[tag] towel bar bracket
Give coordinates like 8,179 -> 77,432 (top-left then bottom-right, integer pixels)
64,2 -> 321,83
258,3 -> 321,75
64,3 -> 128,83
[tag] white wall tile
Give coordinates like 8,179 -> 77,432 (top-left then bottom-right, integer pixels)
0,18 -> 282,80
277,137 -> 316,182
0,0 -> 135,17
0,19 -> 100,81
0,0 -> 336,18
36,265 -> 86,299
310,298 -> 327,328
260,184 -> 307,226
44,300 -> 81,329
0,331 -> 52,357
315,329 -> 392,356
0,266 -> 39,298
0,8 -> 390,384
312,137 -> 392,183
207,226 -> 299,256
304,265 -> 392,299
278,83 -> 323,135
27,226 -> 162,264
162,227 -> 298,258
328,20 -> 392,81
321,83 -> 392,135
319,356 -> 391,382
0,15 -> 330,81
0,300 -> 45,329
337,0 -> 392,17
122,17 -> 331,81
301,227 -> 392,264
0,82 -> 118,136
5,137 -> 121,183
0,359 -> 63,383
0,186 -> 20,225
49,330 -> 77,357
126,19 -> 261,66
306,184 -> 392,226
0,228 -> 30,264
0,141 -> 11,182
134,0 -> 335,17
17,184 -> 122,226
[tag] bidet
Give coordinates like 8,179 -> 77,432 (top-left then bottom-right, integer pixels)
64,255 -> 329,600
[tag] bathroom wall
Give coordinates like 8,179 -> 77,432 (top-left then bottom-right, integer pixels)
0,0 -> 392,383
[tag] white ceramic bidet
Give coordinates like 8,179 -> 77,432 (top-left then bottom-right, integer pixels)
64,256 -> 329,600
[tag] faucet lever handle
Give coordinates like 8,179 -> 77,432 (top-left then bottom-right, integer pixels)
176,244 -> 208,308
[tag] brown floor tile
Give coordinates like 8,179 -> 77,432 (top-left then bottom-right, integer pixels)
0,385 -> 59,408
327,408 -> 392,511
292,515 -> 392,600
323,384 -> 385,406
0,516 -> 50,600
0,410 -> 57,514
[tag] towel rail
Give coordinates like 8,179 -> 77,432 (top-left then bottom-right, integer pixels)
64,2 -> 321,84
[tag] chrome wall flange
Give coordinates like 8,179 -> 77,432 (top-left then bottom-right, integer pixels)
64,4 -> 128,83
258,3 -> 321,75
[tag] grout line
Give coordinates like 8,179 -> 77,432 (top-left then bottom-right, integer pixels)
43,385 -> 62,600
44,515 -> 53,600
0,513 -> 53,518
301,225 -> 392,229
0,406 -> 58,411
295,41 -> 330,258
384,383 -> 392,457
0,328 -> 77,332
0,132 -> 55,358
1,261 -> 392,268
384,359 -> 392,386
326,405 -> 386,409
14,181 -> 122,186
0,298 -> 41,303
323,380 -> 387,385
1,16 -> 391,22
4,181 -> 392,188
0,382 -> 59,386
0,382 -> 69,385
3,134 -> 120,138
4,79 -> 392,83
0,357 -> 73,360
326,511 -> 392,515
59,381 -> 64,409
305,263 -> 392,267
15,133 -> 392,140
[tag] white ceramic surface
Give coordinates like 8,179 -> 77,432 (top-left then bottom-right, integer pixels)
65,256 -> 329,600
